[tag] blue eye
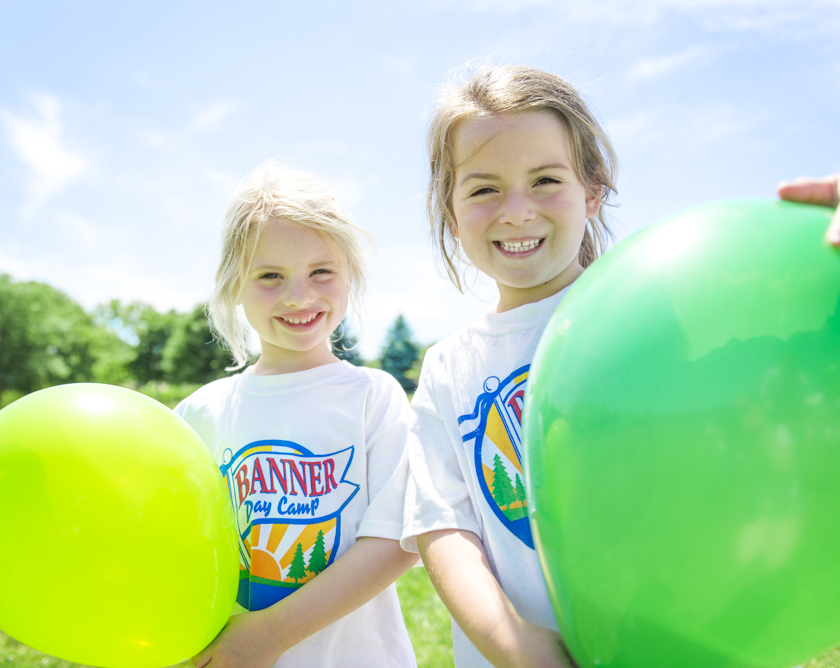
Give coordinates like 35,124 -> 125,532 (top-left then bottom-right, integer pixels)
470,186 -> 496,197
535,176 -> 561,186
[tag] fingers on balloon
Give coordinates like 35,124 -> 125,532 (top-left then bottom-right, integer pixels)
777,175 -> 840,208
524,199 -> 840,668
827,210 -> 840,246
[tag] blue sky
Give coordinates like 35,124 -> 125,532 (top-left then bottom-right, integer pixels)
1,0 -> 838,357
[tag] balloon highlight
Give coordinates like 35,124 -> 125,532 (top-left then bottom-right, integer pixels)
0,383 -> 239,668
524,200 -> 840,668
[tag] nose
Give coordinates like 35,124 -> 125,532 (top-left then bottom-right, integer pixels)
282,278 -> 314,307
499,189 -> 536,226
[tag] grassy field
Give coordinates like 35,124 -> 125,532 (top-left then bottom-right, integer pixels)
3,568 -> 840,668
0,567 -> 453,668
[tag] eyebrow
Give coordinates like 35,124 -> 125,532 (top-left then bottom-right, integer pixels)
458,162 -> 572,186
252,259 -> 340,272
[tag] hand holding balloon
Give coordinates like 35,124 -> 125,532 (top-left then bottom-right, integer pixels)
192,609 -> 282,668
0,383 -> 239,668
524,199 -> 840,668
778,173 -> 840,245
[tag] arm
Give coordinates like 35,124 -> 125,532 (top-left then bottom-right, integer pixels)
777,175 -> 840,245
418,529 -> 576,668
192,537 -> 418,668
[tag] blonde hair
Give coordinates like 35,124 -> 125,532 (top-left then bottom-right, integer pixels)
427,64 -> 619,291
210,162 -> 370,369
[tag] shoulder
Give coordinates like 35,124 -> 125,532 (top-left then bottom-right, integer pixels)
174,374 -> 242,417
417,325 -> 478,375
339,363 -> 408,401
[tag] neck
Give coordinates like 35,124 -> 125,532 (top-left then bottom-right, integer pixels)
493,263 -> 584,313
252,340 -> 340,375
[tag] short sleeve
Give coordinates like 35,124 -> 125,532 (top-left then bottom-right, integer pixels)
400,361 -> 482,553
355,371 -> 413,542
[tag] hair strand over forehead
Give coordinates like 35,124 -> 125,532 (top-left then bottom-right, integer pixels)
426,63 -> 619,291
210,161 -> 370,370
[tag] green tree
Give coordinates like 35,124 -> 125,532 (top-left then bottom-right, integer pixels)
0,274 -> 131,398
307,530 -> 328,575
288,543 -> 308,583
404,342 -> 433,390
0,274 -> 41,395
491,454 -> 516,510
94,300 -> 180,384
514,473 -> 526,507
332,317 -> 364,366
161,304 -> 231,384
379,314 -> 420,392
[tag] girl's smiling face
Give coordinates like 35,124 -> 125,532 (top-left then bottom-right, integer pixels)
451,111 -> 601,312
239,218 -> 347,374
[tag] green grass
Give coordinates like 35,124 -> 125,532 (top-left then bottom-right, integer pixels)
397,566 -> 455,667
0,567 -> 453,668
5,571 -> 840,668
805,649 -> 840,668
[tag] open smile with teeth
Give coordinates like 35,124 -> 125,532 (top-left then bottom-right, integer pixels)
279,312 -> 320,325
496,239 -> 543,253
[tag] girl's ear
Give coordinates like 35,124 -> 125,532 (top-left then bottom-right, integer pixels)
585,173 -> 604,219
448,217 -> 459,240
585,190 -> 602,219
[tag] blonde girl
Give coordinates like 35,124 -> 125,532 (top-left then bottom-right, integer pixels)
401,65 -> 618,668
176,162 -> 417,668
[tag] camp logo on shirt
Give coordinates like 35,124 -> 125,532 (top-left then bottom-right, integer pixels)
220,440 -> 360,611
459,364 -> 534,549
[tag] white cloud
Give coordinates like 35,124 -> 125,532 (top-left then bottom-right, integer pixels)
54,212 -> 108,251
205,168 -> 242,193
296,141 -> 350,158
422,0 -> 552,14
626,45 -> 716,83
320,172 -> 378,209
609,102 -> 761,151
142,129 -> 172,150
692,104 -> 763,143
0,92 -> 89,215
608,108 -> 666,146
190,101 -> 239,132
0,249 -> 30,278
424,0 -> 840,33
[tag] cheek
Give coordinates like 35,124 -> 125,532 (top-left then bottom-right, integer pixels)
327,282 -> 350,314
453,206 -> 492,243
241,285 -> 277,314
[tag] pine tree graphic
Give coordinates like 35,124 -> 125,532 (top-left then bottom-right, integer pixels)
288,542 -> 308,583
492,454 -> 516,510
307,530 -> 328,575
514,473 -> 527,509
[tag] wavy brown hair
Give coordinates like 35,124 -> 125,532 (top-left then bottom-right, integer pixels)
210,162 -> 370,369
426,64 -> 619,291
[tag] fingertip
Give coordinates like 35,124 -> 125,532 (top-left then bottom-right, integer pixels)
825,211 -> 840,246
776,181 -> 796,200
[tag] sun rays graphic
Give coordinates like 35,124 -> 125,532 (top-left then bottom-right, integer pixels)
248,519 -> 337,585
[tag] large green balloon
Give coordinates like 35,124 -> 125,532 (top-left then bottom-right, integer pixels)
0,383 -> 239,668
524,200 -> 840,668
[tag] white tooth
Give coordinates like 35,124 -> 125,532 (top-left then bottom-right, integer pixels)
500,239 -> 540,252
283,313 -> 318,324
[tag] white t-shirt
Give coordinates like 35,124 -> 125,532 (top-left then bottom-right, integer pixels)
402,290 -> 569,668
175,361 -> 416,668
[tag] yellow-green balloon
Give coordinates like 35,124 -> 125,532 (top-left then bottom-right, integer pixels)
0,383 -> 239,668
524,200 -> 840,668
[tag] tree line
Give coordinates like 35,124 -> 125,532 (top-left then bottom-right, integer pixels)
0,273 -> 423,408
